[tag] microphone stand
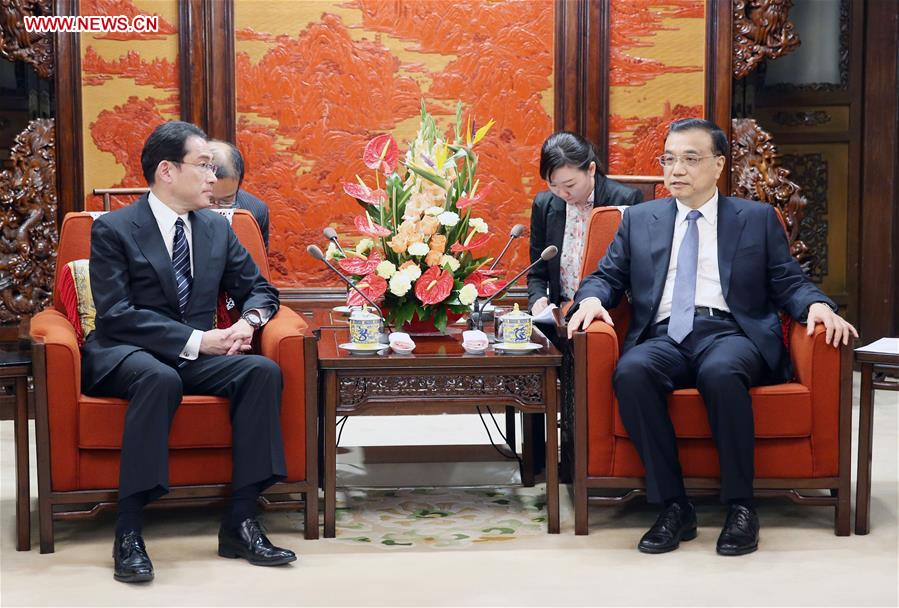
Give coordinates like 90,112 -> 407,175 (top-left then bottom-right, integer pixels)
307,245 -> 392,333
471,246 -> 558,333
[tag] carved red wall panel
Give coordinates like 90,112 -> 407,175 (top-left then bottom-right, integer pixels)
235,0 -> 554,287
608,0 -> 705,181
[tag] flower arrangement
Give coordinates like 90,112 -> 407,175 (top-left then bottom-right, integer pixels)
328,101 -> 503,333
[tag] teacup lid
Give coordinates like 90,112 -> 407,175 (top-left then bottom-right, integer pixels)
350,306 -> 378,320
501,302 -> 531,320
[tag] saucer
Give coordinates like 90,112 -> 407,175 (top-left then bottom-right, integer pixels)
493,342 -> 542,354
338,342 -> 386,355
332,305 -> 360,315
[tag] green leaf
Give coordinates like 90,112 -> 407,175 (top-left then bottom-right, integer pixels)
433,307 -> 448,333
405,162 -> 448,190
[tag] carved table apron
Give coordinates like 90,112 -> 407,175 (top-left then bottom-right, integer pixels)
316,326 -> 562,538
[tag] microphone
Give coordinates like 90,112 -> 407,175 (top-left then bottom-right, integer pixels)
306,245 -> 391,330
489,224 -> 525,270
322,227 -> 345,255
471,245 -> 558,331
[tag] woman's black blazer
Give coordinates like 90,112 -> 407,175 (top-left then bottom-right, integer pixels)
527,175 -> 643,310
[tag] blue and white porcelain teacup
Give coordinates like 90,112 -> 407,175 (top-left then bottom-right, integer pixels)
349,308 -> 382,346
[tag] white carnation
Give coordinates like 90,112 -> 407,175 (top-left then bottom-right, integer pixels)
458,283 -> 478,306
376,260 -> 396,279
389,272 -> 412,297
469,217 -> 488,233
437,211 -> 460,227
407,241 -> 430,256
403,265 -> 422,280
440,255 -> 460,272
425,206 -> 444,216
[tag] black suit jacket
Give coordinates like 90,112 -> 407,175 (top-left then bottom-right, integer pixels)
572,195 -> 835,381
82,195 -> 280,388
527,175 -> 643,309
235,189 -> 270,250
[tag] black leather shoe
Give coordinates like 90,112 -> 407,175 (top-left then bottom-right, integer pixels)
638,502 -> 698,554
218,518 -> 297,566
717,504 -> 759,556
113,531 -> 154,583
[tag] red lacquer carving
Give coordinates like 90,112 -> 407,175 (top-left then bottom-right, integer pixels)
82,47 -> 178,88
236,2 -> 553,287
80,0 -> 177,41
608,0 -> 704,178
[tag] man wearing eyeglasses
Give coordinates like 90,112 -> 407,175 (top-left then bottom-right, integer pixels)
82,121 -> 296,583
568,118 -> 857,556
209,140 -> 270,250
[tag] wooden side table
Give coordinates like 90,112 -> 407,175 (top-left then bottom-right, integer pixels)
854,338 -> 899,535
1,344 -> 32,550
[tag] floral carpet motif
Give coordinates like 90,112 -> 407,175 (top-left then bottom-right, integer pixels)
329,486 -> 547,549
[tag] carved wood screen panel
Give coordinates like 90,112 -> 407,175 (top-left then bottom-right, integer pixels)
79,0 -> 180,211
607,0 -> 705,180
233,0 -> 554,288
0,119 -> 57,322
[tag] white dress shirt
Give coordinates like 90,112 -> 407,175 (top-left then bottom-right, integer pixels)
147,191 -> 202,360
654,191 -> 730,323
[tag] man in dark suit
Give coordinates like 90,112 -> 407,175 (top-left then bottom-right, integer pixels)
83,121 -> 296,583
568,118 -> 857,556
209,140 -> 271,250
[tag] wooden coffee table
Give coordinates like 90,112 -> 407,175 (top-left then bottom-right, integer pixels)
316,326 -> 562,538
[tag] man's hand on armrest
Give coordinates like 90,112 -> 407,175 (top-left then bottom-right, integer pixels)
567,297 -> 614,339
805,302 -> 858,347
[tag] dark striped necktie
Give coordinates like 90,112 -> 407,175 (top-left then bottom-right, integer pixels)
172,217 -> 192,316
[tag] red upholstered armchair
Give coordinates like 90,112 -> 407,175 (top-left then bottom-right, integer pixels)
29,210 -> 319,553
571,207 -> 852,536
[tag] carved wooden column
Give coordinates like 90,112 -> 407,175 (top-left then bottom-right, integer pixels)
1,0 -> 60,326
730,118 -> 809,267
0,119 -> 58,323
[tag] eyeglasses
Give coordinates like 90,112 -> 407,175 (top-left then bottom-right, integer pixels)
657,154 -> 719,168
174,160 -> 218,174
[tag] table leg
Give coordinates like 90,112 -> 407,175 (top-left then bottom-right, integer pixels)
855,363 -> 875,535
323,371 -> 337,538
545,368 -> 559,534
504,406 -> 516,454
14,376 -> 30,551
521,412 -> 535,487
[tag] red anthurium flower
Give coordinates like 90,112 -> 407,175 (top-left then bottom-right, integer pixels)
362,134 -> 399,175
343,182 -> 387,205
456,183 -> 492,210
354,215 -> 392,238
414,266 -> 454,305
346,272 -> 387,307
463,269 -> 504,298
338,249 -> 383,276
450,232 -> 492,253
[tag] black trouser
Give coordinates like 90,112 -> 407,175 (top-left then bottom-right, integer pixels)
86,351 -> 286,502
613,314 -> 769,504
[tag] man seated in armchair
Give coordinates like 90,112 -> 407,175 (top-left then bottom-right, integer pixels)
82,121 -> 296,583
567,118 -> 857,556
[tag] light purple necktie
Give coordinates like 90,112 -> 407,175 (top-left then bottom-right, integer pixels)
667,210 -> 702,343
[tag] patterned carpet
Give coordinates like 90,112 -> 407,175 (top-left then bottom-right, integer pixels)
317,486 -> 548,549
